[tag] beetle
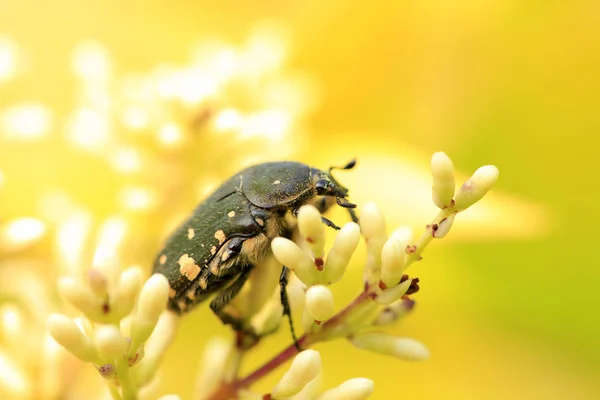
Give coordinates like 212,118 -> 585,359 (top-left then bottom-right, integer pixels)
152,159 -> 357,345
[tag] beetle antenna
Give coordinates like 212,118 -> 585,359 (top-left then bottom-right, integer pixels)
329,158 -> 356,173
336,197 -> 357,209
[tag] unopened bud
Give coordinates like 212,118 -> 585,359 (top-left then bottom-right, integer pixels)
272,350 -> 321,398
305,285 -> 335,323
360,203 -> 387,282
87,268 -> 109,299
95,325 -> 129,361
297,205 -> 326,258
323,222 -> 360,284
113,266 -> 143,318
47,314 -> 98,362
372,299 -> 415,326
453,165 -> 499,212
271,238 -> 318,286
380,238 -> 407,288
431,152 -> 455,209
57,277 -> 104,321
350,333 -> 429,361
316,377 -> 374,400
130,274 -> 169,345
376,278 -> 413,305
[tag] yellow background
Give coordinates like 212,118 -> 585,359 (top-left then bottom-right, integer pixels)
1,1 -> 599,399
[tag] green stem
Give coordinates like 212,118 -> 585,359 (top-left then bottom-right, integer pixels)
106,382 -> 122,400
115,358 -> 137,400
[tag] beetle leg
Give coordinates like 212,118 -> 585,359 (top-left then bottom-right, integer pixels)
279,266 -> 301,351
347,207 -> 359,223
321,216 -> 341,230
209,265 -> 255,335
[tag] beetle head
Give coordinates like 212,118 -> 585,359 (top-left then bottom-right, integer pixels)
313,158 -> 357,210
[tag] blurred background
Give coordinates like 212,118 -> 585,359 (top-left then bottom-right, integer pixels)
0,1 -> 599,399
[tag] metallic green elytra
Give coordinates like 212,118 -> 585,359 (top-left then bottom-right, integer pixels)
152,159 -> 358,343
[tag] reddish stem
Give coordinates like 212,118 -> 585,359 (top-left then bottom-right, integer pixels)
206,285 -> 375,400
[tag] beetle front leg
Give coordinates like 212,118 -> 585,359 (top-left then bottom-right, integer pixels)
279,266 -> 301,351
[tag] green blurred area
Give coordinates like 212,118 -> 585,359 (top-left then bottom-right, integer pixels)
1,0 -> 599,399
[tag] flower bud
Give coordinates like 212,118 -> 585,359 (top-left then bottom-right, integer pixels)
271,237 -> 318,286
87,268 -> 109,299
323,222 -> 360,284
47,314 -> 98,362
453,165 -> 499,212
92,244 -> 120,288
57,277 -> 103,321
390,226 -> 412,243
380,238 -> 406,288
297,205 -> 326,258
95,325 -> 129,361
305,285 -> 335,323
316,377 -> 374,400
360,203 -> 387,282
375,278 -> 412,305
137,274 -> 169,324
194,338 -> 235,400
272,350 -> 321,398
250,297 -> 283,336
372,299 -> 415,326
350,333 -> 429,361
431,152 -> 455,209
113,266 -> 143,318
130,274 -> 169,345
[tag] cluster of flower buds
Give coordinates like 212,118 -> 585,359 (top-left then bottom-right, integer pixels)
47,245 -> 178,400
261,152 -> 498,396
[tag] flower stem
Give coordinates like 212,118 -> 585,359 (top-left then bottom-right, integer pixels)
206,286 -> 374,400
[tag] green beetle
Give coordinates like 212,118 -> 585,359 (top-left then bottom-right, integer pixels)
153,160 -> 357,343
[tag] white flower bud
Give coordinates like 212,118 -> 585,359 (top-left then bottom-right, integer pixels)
57,277 -> 103,321
350,333 -> 429,361
316,377 -> 374,400
130,274 -> 169,345
272,350 -> 321,399
360,203 -> 386,242
95,325 -> 129,361
137,274 -> 169,324
194,337 -> 234,400
431,152 -> 455,209
47,314 -> 98,362
87,268 -> 109,299
431,213 -> 455,239
305,285 -> 335,323
372,299 -> 415,326
390,226 -> 413,243
360,203 -> 387,282
250,297 -> 283,336
380,238 -> 406,288
453,165 -> 499,212
92,244 -> 120,288
375,278 -> 412,305
271,237 -> 318,286
113,266 -> 143,318
297,205 -> 326,258
323,222 -> 360,284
